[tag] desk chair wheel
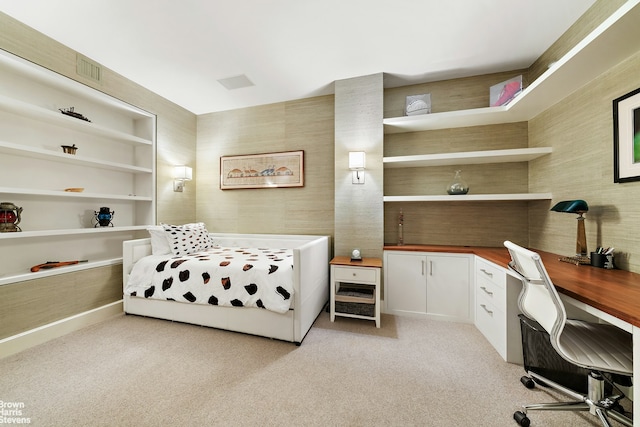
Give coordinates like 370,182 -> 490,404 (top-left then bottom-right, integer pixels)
513,411 -> 530,427
520,376 -> 535,389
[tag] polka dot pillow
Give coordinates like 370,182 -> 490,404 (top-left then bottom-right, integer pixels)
161,222 -> 214,256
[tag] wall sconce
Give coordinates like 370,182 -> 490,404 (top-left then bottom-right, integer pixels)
349,151 -> 365,184
551,199 -> 589,260
173,165 -> 192,192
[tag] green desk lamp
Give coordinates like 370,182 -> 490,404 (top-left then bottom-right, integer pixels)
551,199 -> 589,263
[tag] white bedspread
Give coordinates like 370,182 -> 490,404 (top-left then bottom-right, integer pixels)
125,246 -> 294,313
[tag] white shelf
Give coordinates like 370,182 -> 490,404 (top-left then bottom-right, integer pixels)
0,226 -> 150,240
383,193 -> 553,202
384,147 -> 552,168
0,258 -> 123,286
0,140 -> 152,174
0,48 -> 156,287
0,187 -> 152,201
0,94 -> 152,146
383,0 -> 640,134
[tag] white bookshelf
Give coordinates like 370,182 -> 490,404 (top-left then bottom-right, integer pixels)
0,48 -> 156,281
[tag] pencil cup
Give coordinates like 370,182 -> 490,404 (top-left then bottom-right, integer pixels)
591,252 -> 614,269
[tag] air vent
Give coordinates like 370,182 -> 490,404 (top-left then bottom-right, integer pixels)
76,54 -> 102,83
217,74 -> 254,90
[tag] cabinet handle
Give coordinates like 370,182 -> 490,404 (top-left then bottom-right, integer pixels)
480,304 -> 493,315
429,260 -> 433,276
480,268 -> 493,278
480,286 -> 493,296
421,260 -> 425,276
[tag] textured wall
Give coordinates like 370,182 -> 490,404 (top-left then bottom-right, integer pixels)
528,49 -> 640,272
196,96 -> 335,239
334,74 -> 384,258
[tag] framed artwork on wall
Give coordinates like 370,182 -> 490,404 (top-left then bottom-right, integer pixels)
220,150 -> 304,189
613,87 -> 640,183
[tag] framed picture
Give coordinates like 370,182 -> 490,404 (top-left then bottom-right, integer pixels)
220,150 -> 304,189
613,87 -> 640,183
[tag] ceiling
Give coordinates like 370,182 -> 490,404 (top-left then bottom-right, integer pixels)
1,0 -> 596,115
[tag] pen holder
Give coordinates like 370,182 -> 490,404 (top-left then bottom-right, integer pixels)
591,252 -> 614,269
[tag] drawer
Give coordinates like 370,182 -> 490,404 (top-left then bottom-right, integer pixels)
475,258 -> 506,289
333,266 -> 378,284
476,274 -> 505,311
475,297 -> 505,357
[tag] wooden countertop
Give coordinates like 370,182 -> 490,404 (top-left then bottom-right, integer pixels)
331,256 -> 382,268
384,244 -> 640,328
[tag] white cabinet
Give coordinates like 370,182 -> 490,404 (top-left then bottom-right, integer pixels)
0,49 -> 156,284
384,251 -> 472,322
474,257 -> 523,363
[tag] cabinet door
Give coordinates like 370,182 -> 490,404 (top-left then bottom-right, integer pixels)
426,255 -> 471,321
385,252 -> 427,316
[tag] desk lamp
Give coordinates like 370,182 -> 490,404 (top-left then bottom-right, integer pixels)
551,199 -> 589,264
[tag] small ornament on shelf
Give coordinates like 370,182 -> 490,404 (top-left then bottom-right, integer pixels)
0,202 -> 22,232
446,170 -> 469,195
93,207 -> 114,227
59,107 -> 91,122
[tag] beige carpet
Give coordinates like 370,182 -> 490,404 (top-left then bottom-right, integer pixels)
0,311 -> 627,426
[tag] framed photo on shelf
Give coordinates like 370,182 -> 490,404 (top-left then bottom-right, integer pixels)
613,87 -> 640,183
220,150 -> 304,189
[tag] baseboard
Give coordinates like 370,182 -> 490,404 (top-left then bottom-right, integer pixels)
0,300 -> 123,359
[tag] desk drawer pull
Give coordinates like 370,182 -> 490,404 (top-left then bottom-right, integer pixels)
480,304 -> 493,315
480,286 -> 493,296
480,268 -> 493,278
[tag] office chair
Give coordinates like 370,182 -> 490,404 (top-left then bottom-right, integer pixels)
504,241 -> 633,427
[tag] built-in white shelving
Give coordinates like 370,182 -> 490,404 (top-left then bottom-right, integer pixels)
383,193 -> 553,203
0,226 -> 149,240
383,147 -> 552,168
0,258 -> 123,286
383,1 -> 640,204
0,48 -> 156,281
383,0 -> 640,134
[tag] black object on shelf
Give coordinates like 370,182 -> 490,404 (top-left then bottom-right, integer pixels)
59,107 -> 91,122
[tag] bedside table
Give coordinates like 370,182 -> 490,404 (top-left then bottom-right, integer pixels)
330,256 -> 382,328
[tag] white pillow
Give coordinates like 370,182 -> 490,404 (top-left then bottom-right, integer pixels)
147,225 -> 172,255
161,222 -> 214,256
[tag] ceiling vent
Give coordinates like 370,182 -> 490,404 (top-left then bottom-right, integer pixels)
217,74 -> 254,90
76,54 -> 102,83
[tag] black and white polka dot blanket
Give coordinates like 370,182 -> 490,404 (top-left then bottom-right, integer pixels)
125,246 -> 294,314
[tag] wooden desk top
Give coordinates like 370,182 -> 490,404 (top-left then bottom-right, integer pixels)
330,256 -> 382,269
384,245 -> 640,328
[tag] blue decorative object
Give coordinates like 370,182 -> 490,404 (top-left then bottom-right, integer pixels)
94,207 -> 114,227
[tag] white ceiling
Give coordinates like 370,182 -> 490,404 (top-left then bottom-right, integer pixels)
1,0 -> 596,115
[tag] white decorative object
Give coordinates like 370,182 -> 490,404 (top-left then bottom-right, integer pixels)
405,94 -> 432,116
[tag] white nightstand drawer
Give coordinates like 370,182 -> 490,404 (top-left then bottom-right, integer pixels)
333,266 -> 377,283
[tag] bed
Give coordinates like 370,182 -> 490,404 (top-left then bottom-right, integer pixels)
123,232 -> 331,344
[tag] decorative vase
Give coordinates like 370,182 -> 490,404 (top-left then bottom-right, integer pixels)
94,207 -> 114,227
446,170 -> 469,195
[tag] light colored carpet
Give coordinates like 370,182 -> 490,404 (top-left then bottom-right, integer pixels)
0,311 -> 628,426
